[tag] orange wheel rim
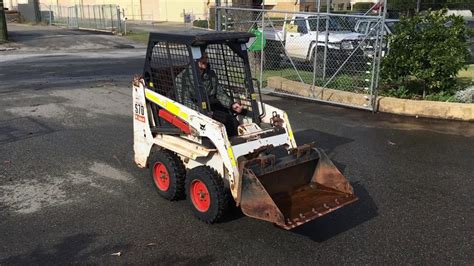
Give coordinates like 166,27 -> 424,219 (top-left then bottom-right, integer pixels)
153,162 -> 170,191
190,179 -> 210,212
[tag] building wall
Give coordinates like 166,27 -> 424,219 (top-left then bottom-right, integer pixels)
34,0 -> 215,22
7,0 -> 379,22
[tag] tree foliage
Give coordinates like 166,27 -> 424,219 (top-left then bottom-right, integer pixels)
381,9 -> 472,98
352,2 -> 374,11
388,0 -> 474,14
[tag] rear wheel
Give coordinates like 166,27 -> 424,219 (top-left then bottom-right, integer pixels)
310,46 -> 325,77
264,41 -> 282,69
185,166 -> 229,223
149,149 -> 186,201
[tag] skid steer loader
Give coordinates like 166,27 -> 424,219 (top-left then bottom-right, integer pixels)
133,30 -> 357,229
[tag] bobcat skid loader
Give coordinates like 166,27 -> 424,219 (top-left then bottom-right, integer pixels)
133,30 -> 357,229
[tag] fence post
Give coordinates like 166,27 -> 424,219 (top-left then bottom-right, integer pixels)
371,0 -> 388,111
48,5 -> 52,25
116,6 -> 122,34
322,0 -> 330,84
311,0 -> 322,98
215,0 -> 221,31
0,0 -> 7,42
110,5 -> 114,31
74,4 -> 79,29
259,1 -> 265,90
92,5 -> 99,29
101,5 -> 105,29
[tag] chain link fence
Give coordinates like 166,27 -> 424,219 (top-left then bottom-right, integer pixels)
45,4 -> 123,34
216,1 -> 388,111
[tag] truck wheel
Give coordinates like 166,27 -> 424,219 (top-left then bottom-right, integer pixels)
185,166 -> 229,223
311,47 -> 325,77
264,41 -> 282,69
149,149 -> 186,201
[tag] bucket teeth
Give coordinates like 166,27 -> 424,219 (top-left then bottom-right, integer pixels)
239,146 -> 358,230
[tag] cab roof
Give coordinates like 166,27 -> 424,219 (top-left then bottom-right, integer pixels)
148,29 -> 255,46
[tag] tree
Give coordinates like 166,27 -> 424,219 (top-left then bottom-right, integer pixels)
388,0 -> 474,16
381,9 -> 472,98
0,0 -> 8,42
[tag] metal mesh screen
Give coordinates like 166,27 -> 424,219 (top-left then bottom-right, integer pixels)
148,42 -> 199,111
206,44 -> 253,112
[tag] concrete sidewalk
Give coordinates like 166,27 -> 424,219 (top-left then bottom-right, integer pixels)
125,20 -> 200,33
0,23 -> 147,53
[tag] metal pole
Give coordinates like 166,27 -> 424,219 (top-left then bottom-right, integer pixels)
311,0 -> 322,97
116,6 -> 122,34
215,0 -> 221,31
322,0 -> 330,83
371,0 -> 387,111
139,0 -> 143,20
75,4 -> 79,29
224,0 -> 228,31
259,0 -> 265,90
49,5 -> 52,25
87,5 -> 91,28
93,5 -> 97,29
0,0 -> 7,42
110,5 -> 114,30
101,5 -> 105,29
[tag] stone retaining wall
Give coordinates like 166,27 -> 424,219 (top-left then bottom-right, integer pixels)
267,76 -> 474,121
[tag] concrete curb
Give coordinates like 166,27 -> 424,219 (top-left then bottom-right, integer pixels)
267,76 -> 474,121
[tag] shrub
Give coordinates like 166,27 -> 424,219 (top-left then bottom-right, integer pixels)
454,86 -> 474,103
193,20 -> 209,29
352,2 -> 374,11
381,9 -> 472,98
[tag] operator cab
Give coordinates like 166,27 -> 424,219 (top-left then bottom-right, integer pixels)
143,30 -> 284,143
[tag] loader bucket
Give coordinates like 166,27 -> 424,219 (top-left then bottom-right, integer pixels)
239,145 -> 357,229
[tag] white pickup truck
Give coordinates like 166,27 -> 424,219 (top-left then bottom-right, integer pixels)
263,14 -> 366,72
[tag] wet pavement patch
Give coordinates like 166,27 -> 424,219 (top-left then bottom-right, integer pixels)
113,44 -> 135,49
0,117 -> 54,145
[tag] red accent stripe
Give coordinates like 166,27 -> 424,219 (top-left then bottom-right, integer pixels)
158,109 -> 191,134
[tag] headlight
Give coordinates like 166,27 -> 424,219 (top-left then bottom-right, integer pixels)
340,41 -> 354,50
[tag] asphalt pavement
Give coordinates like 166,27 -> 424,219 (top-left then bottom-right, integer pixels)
0,24 -> 473,265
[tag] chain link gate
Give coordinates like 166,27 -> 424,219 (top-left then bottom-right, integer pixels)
47,4 -> 123,34
216,1 -> 387,111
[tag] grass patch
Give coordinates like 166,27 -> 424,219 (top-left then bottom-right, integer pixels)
123,31 -> 150,43
262,68 -> 315,84
458,64 -> 474,79
262,67 -> 371,93
457,64 -> 474,88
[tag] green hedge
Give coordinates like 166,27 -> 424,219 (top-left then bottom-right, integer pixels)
352,2 -> 374,11
380,9 -> 473,100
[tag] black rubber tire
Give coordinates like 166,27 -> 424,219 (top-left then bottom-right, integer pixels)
264,46 -> 282,69
185,166 -> 229,223
310,46 -> 326,77
148,149 -> 186,201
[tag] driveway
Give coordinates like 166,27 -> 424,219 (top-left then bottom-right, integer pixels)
0,24 -> 473,264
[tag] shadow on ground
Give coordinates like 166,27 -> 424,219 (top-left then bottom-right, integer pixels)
294,129 -> 354,153
0,233 -> 215,264
291,182 -> 377,242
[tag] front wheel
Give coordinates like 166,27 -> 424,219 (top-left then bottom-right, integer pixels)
185,166 -> 229,223
310,46 -> 325,77
149,149 -> 186,201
